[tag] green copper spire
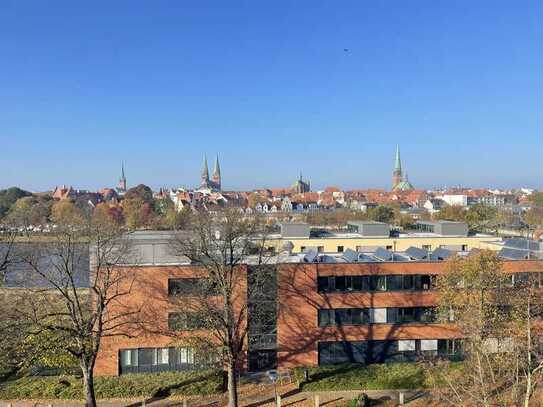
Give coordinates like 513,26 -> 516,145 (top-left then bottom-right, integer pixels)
394,145 -> 402,173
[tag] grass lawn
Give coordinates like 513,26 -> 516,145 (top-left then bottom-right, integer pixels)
0,370 -> 223,400
294,363 -> 427,391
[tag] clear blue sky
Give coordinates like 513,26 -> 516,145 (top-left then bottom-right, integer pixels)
1,1 -> 542,192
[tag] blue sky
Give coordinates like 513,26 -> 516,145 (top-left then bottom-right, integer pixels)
1,1 -> 542,192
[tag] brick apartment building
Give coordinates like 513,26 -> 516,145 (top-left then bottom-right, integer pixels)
93,231 -> 542,376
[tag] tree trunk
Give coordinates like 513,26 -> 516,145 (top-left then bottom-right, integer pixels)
82,363 -> 97,407
524,373 -> 531,407
227,360 -> 239,407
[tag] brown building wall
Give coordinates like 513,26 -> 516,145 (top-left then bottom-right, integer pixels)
95,259 -> 541,376
95,265 -> 247,376
275,261 -> 540,370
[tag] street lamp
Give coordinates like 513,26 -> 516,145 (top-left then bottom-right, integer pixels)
267,369 -> 279,407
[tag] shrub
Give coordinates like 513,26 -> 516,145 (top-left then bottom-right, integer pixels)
294,363 -> 426,391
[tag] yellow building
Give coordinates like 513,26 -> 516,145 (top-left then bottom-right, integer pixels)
269,221 -> 501,254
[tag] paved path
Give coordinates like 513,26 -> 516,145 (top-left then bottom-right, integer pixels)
1,387 -> 427,407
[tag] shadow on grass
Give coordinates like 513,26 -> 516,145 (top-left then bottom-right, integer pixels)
123,372 -> 221,407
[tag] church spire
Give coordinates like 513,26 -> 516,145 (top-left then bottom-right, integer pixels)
213,154 -> 221,178
392,145 -> 403,189
117,161 -> 127,192
201,154 -> 209,181
212,154 -> 221,190
394,145 -> 402,173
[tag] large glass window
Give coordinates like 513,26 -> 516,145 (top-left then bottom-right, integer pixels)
316,275 -> 436,293
403,275 -> 414,290
387,275 -> 403,291
139,348 -> 155,366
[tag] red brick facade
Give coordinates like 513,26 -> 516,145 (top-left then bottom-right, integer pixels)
94,260 -> 539,376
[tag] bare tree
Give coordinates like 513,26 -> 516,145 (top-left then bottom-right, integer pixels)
16,203 -> 139,407
168,209 -> 271,407
0,227 -> 18,284
0,227 -> 24,378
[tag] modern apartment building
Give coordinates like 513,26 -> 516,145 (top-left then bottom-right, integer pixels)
93,231 -> 541,376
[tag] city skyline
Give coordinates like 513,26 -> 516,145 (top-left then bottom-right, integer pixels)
1,144 -> 538,193
2,1 -> 543,191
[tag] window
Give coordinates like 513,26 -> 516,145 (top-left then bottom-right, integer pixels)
461,245 -> 468,251
335,276 -> 346,291
352,276 -> 369,291
168,278 -> 202,296
370,276 -> 386,291
398,340 -> 416,352
417,275 -> 435,290
120,349 -> 138,367
422,245 -> 431,251
318,309 -> 335,327
398,308 -> 416,323
337,246 -> 344,253
387,275 -> 403,291
300,246 -> 306,252
317,246 -> 325,253
402,275 -> 414,290
352,308 -> 370,324
177,348 -> 195,364
316,275 -> 436,293
418,307 -> 436,323
335,309 -> 351,326
386,245 -> 393,250
157,348 -> 169,364
387,308 -> 398,323
371,308 -> 387,323
420,340 -> 438,351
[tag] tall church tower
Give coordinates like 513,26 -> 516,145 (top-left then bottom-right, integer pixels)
211,154 -> 221,191
201,155 -> 210,188
117,162 -> 127,193
392,145 -> 402,189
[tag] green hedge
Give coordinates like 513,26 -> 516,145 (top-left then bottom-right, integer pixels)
294,363 -> 426,391
0,370 -> 222,400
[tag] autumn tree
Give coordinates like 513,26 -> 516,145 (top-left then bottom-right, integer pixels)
528,192 -> 543,207
16,204 -> 139,407
523,207 -> 543,229
368,205 -> 395,223
465,203 -> 498,233
437,205 -> 466,222
428,251 -> 543,406
168,209 -> 270,407
0,187 -> 32,219
5,195 -> 53,229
